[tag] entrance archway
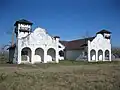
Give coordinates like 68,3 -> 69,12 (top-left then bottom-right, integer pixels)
98,50 -> 103,61
35,48 -> 44,62
105,50 -> 110,60
90,49 -> 96,61
21,47 -> 31,62
47,48 -> 56,62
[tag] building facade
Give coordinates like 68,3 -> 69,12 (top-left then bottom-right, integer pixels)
61,30 -> 112,62
8,19 -> 65,64
8,19 -> 112,64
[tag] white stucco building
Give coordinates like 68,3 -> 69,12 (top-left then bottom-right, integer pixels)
8,19 -> 112,64
8,19 -> 65,64
61,30 -> 112,61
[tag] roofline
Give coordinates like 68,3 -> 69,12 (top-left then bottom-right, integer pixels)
65,37 -> 95,42
96,30 -> 111,34
54,36 -> 60,39
14,19 -> 33,26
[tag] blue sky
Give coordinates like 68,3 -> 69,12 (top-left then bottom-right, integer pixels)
0,0 -> 120,47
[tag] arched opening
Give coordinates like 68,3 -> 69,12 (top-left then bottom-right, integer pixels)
59,50 -> 64,57
21,47 -> 31,62
47,48 -> 56,62
35,48 -> 44,62
98,50 -> 103,61
90,49 -> 96,61
105,50 -> 110,60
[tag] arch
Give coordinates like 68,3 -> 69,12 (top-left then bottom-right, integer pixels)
35,48 -> 44,62
105,50 -> 110,60
47,48 -> 56,62
98,50 -> 103,61
21,47 -> 31,62
59,50 -> 64,57
90,49 -> 96,61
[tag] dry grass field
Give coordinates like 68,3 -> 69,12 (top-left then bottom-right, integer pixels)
0,61 -> 120,90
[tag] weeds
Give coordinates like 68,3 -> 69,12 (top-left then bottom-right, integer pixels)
0,61 -> 119,90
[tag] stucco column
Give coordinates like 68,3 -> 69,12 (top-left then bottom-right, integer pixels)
55,50 -> 59,63
88,50 -> 90,61
96,50 -> 98,62
17,48 -> 21,64
44,49 -> 47,63
17,29 -> 21,64
109,50 -> 112,61
31,48 -> 35,64
88,41 -> 91,62
55,37 -> 59,63
103,50 -> 105,61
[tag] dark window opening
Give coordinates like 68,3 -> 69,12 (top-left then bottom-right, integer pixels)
21,51 -> 28,55
58,46 -> 61,48
105,36 -> 110,39
59,51 -> 64,56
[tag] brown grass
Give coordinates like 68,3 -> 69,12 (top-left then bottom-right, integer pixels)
0,61 -> 119,90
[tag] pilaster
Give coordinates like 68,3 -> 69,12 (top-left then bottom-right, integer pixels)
103,50 -> 105,61
31,48 -> 35,64
44,49 -> 47,63
96,50 -> 98,62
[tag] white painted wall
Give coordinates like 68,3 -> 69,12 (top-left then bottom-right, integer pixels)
33,55 -> 41,63
14,26 -> 65,64
88,33 -> 111,62
65,32 -> 111,62
58,42 -> 65,60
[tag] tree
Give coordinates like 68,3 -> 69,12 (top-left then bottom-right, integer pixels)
112,47 -> 120,58
0,44 -> 9,63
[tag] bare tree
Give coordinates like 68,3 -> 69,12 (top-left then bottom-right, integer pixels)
112,47 -> 120,58
0,44 -> 9,63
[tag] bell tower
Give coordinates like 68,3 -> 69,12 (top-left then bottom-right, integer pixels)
13,19 -> 33,64
14,19 -> 33,38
